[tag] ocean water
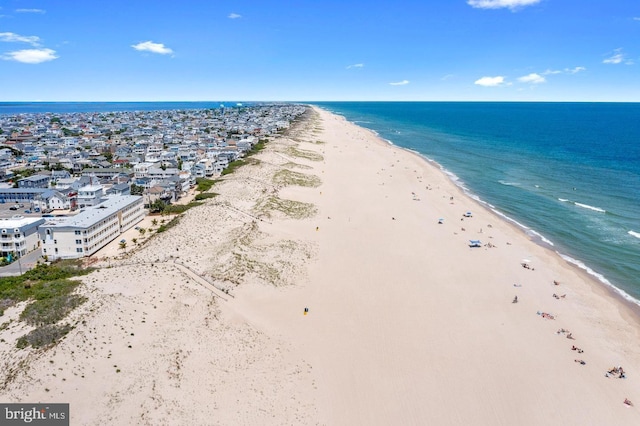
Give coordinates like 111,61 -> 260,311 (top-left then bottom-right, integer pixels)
315,102 -> 640,303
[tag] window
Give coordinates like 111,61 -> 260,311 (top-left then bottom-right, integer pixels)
75,230 -> 81,235
55,248 -> 58,253
54,240 -> 57,244
76,248 -> 83,253
76,239 -> 82,244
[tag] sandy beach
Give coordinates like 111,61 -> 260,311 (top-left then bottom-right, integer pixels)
1,106 -> 640,425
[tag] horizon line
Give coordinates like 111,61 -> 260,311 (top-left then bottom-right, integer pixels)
1,100 -> 640,104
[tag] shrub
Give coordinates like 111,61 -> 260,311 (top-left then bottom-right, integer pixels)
16,324 -> 73,349
20,294 -> 86,326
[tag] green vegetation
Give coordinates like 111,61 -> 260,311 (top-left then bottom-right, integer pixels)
20,292 -> 85,326
16,324 -> 73,349
221,159 -> 246,176
195,177 -> 217,192
156,215 -> 181,233
255,196 -> 317,219
194,193 -> 218,201
149,199 -> 167,213
220,139 -> 268,176
285,146 -> 324,162
282,161 -> 312,170
0,260 -> 92,349
61,128 -> 82,137
9,168 -> 36,180
273,169 -> 321,188
130,184 -> 144,195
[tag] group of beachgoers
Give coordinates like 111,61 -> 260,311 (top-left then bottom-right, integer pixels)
606,366 -> 627,379
515,275 -> 633,407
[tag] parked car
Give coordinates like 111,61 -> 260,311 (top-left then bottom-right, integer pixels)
24,210 -> 31,214
9,206 -> 18,210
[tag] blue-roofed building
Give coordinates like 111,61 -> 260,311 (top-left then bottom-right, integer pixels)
17,174 -> 50,189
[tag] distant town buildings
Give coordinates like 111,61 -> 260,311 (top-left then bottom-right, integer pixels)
0,104 -> 306,263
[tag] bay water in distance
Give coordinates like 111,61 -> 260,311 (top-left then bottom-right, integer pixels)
0,102 -> 248,115
315,102 -> 640,303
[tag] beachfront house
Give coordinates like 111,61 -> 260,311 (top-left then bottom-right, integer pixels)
0,216 -> 45,259
39,195 -> 145,260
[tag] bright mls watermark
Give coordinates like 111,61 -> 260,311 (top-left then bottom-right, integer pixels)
1,404 -> 68,425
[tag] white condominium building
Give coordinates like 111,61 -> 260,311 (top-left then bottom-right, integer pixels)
39,195 -> 145,260
0,217 -> 45,259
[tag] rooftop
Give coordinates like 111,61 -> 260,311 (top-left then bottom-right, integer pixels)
43,195 -> 142,229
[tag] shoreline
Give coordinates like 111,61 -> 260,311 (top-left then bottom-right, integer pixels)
314,105 -> 640,315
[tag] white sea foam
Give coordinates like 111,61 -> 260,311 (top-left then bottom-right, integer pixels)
558,253 -> 640,308
558,198 -> 570,202
528,230 -> 555,246
488,208 -> 555,246
498,180 -> 521,187
629,230 -> 640,239
574,202 -> 606,213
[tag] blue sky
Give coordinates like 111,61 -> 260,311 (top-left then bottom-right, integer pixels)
0,0 -> 638,101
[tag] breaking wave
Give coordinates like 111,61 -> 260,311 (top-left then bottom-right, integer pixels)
574,202 -> 606,213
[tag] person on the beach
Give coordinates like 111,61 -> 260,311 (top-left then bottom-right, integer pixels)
512,296 -> 518,303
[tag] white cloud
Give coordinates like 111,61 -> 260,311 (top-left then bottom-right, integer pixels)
633,17 -> 640,21
346,63 -> 364,69
474,76 -> 506,86
389,80 -> 409,86
441,74 -> 455,81
518,73 -> 545,84
542,66 -> 586,75
2,48 -> 57,63
228,13 -> 242,19
0,31 -> 41,46
16,8 -> 45,14
131,41 -> 173,55
603,48 -> 631,65
467,0 -> 541,10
